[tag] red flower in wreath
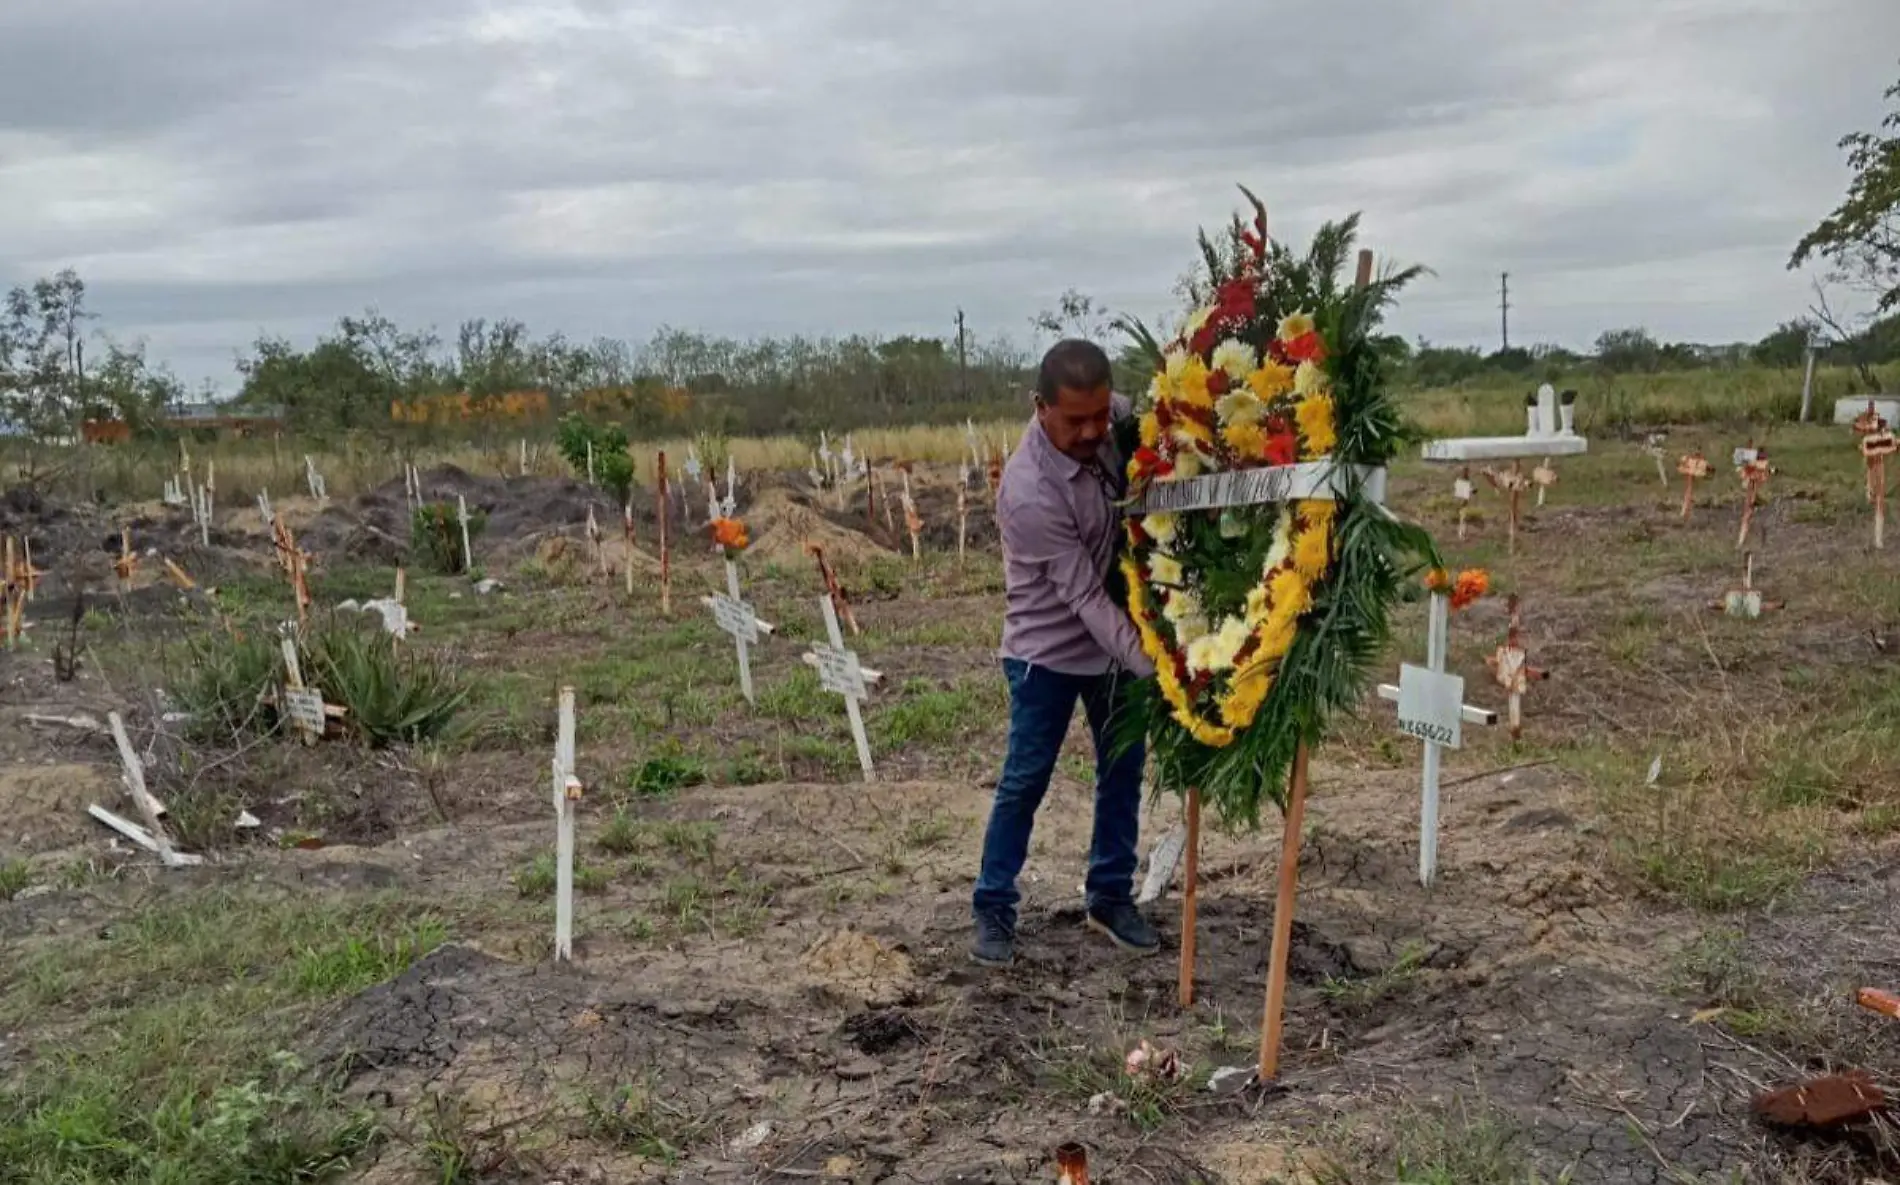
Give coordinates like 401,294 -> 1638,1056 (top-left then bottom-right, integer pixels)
1262,430 -> 1299,467
1131,446 -> 1174,482
1283,330 -> 1325,364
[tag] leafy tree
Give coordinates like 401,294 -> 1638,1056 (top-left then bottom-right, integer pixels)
1594,327 -> 1663,374
1032,288 -> 1115,342
1750,320 -> 1817,368
0,269 -> 94,437
1792,70 -> 1900,310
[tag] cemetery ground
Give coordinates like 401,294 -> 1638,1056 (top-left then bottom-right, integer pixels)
1,425 -> 1897,1184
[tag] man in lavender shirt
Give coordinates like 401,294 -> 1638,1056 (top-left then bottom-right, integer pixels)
970,339 -> 1159,967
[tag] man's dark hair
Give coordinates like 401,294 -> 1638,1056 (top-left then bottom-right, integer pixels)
1035,339 -> 1113,405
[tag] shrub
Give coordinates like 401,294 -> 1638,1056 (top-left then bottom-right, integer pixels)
411,502 -> 486,575
556,413 -> 636,503
171,629 -> 284,740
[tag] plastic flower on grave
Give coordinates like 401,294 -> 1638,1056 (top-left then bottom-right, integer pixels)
1130,446 -> 1173,486
1450,569 -> 1490,612
710,517 -> 749,556
1115,186 -> 1439,829
1423,567 -> 1451,594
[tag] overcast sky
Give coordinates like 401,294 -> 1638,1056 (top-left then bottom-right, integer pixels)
3,0 -> 1897,391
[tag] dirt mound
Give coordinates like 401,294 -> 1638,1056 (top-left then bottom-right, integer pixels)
745,487 -> 892,568
799,929 -> 915,1008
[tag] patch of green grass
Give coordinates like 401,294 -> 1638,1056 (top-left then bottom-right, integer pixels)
900,811 -> 958,850
1047,1043 -> 1198,1134
662,877 -> 709,930
1628,839 -> 1813,911
623,747 -> 708,798
288,918 -> 448,996
512,852 -> 611,898
873,679 -> 987,748
719,748 -> 776,786
416,1090 -> 539,1183
757,667 -> 831,723
1319,943 -> 1429,1012
0,858 -> 30,902
598,808 -> 644,855
656,821 -> 717,862
782,733 -> 857,776
583,1079 -> 708,1164
1854,802 -> 1900,837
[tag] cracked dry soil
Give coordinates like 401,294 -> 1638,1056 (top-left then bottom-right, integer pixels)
301,768 -> 1894,1183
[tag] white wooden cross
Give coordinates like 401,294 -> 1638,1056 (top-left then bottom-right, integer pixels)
803,595 -> 882,782
808,451 -> 826,491
1865,430 -> 1897,550
1853,401 -> 1890,505
585,438 -> 595,485
1482,461 -> 1533,556
900,468 -> 923,561
586,505 -> 606,579
1735,446 -> 1773,550
1643,432 -> 1670,487
456,494 -> 474,573
722,455 -> 738,519
97,712 -> 200,868
1375,591 -> 1499,886
520,437 -> 530,478
305,455 -> 327,502
280,638 -> 328,745
684,445 -> 703,491
552,685 -> 582,961
257,489 -> 272,523
704,560 -> 774,704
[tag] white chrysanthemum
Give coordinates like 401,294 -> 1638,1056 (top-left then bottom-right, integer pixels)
1294,360 -> 1326,395
1171,446 -> 1206,480
1145,512 -> 1179,545
1210,339 -> 1258,381
1174,611 -> 1210,646
1215,390 -> 1266,427
1264,513 -> 1295,571
1148,553 -> 1184,586
1183,307 -> 1212,341
1164,348 -> 1191,381
1146,372 -> 1170,408
1161,585 -> 1200,623
1187,615 -> 1253,674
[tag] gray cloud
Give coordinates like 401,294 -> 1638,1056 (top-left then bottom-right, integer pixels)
2,0 -> 1897,388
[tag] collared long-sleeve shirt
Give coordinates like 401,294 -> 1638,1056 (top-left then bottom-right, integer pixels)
997,398 -> 1156,678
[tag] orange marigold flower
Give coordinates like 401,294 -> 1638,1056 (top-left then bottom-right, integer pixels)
1423,567 -> 1451,593
1450,569 -> 1489,611
710,517 -> 749,552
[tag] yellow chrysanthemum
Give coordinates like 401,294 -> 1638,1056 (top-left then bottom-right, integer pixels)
1164,349 -> 1191,381
1187,615 -> 1252,675
1254,611 -> 1298,659
1146,372 -> 1172,409
1247,361 -> 1296,401
1294,360 -> 1326,396
1293,520 -> 1331,579
1172,448 -> 1206,479
1215,390 -> 1266,427
1296,393 -> 1337,456
1224,420 -> 1268,460
1148,553 -> 1184,586
1300,499 -> 1337,528
1145,512 -> 1179,545
1221,663 -> 1272,727
1278,311 -> 1316,342
1139,413 -> 1160,449
1269,567 -> 1313,618
1175,356 -> 1213,410
1172,414 -> 1215,447
1210,339 -> 1258,381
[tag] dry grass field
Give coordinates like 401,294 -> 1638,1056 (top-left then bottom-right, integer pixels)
1,387 -> 1897,1182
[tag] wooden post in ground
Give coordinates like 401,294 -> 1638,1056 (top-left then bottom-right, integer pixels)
1678,453 -> 1710,519
586,505 -> 606,579
116,526 -> 135,593
880,470 -> 895,534
280,638 -> 322,744
1852,402 -> 1887,503
957,485 -> 969,564
1486,594 -> 1548,739
456,494 -> 473,574
656,452 -> 672,615
901,468 -> 922,563
623,501 -> 636,598
1532,457 -> 1556,508
107,712 -> 184,868
553,685 -> 580,962
1453,468 -> 1473,542
1862,430 -> 1896,550
1736,448 -> 1772,551
1178,786 -> 1201,1008
807,544 -> 860,636
1258,742 -> 1311,1082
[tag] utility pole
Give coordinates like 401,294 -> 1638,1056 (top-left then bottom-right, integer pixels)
1499,272 -> 1511,352
955,308 -> 968,401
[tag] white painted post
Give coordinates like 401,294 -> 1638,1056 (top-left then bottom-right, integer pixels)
553,686 -> 579,962
726,560 -> 754,703
107,711 -> 183,868
723,455 -> 738,519
1799,342 -> 1817,423
457,494 -> 473,574
1375,595 -> 1498,886
197,485 -> 211,547
257,489 -> 272,522
586,438 -> 595,485
520,437 -> 529,478
810,595 -> 877,782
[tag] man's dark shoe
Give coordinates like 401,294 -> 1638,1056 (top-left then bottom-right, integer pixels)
970,913 -> 1016,967
1087,901 -> 1160,954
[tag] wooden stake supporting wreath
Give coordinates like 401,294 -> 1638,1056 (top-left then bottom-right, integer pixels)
1115,197 -> 1438,1084
806,543 -> 860,636
656,451 -> 672,616
1852,401 -> 1888,504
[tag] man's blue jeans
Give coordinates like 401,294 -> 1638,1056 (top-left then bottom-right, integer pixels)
972,658 -> 1146,929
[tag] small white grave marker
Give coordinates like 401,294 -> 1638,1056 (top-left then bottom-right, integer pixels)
1422,385 -> 1587,462
1644,433 -> 1670,487
1711,552 -> 1784,619
1453,468 -> 1474,541
256,489 -> 272,523
280,638 -> 325,745
105,711 -> 193,868
1485,595 -> 1548,740
804,595 -> 881,782
722,455 -> 738,519
456,494 -> 474,573
1375,590 -> 1498,886
552,686 -> 581,962
704,561 -> 774,704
